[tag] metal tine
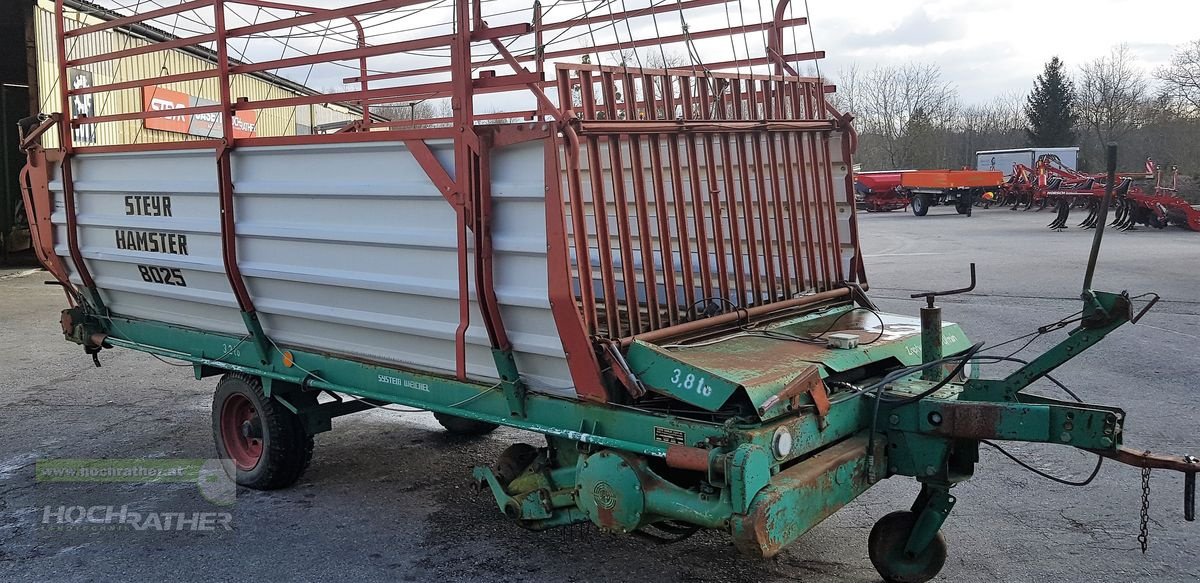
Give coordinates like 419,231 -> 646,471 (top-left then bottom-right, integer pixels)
578,70 -> 622,337
680,75 -> 714,306
663,73 -> 697,315
731,79 -> 763,305
696,78 -> 732,306
599,71 -> 641,336
558,74 -> 598,334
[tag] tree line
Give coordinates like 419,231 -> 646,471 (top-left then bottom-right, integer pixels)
830,42 -> 1200,177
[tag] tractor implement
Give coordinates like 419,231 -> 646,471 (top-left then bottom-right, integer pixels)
19,2 -> 1196,582
1000,154 -> 1200,232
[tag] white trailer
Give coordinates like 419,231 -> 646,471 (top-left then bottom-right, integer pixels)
976,147 -> 1079,177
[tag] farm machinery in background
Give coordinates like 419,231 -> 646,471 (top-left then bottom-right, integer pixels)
854,169 -> 1004,216
997,156 -> 1200,232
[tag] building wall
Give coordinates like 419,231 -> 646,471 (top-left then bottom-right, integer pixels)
34,0 -> 357,148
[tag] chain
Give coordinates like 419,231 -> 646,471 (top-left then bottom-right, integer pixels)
1138,466 -> 1151,553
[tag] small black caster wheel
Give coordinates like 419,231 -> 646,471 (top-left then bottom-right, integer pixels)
868,511 -> 948,583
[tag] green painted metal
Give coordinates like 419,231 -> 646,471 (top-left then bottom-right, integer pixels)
99,315 -> 729,458
624,340 -> 742,411
905,483 -> 955,556
52,283 -> 1156,573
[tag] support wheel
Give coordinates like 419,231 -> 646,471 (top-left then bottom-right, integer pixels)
955,201 -> 972,216
212,373 -> 313,490
434,412 -> 499,436
911,195 -> 930,216
868,511 -> 948,583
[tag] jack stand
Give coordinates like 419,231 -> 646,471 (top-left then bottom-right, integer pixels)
910,264 -> 977,381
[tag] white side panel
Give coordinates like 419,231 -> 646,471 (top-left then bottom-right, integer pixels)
50,140 -> 574,396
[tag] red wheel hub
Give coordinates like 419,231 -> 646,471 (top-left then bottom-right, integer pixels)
220,393 -> 263,471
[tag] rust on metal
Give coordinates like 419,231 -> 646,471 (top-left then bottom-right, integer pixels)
1092,447 -> 1200,472
733,435 -> 872,558
665,445 -> 712,473
927,402 -> 1006,440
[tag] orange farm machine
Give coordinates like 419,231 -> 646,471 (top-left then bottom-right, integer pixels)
855,170 -> 1003,217
998,156 -> 1200,231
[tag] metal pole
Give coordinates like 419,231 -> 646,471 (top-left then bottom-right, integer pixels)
1082,143 -> 1118,293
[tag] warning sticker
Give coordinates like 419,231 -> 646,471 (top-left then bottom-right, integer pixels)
653,426 -> 686,445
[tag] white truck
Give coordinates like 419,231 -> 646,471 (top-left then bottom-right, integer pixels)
976,147 -> 1079,177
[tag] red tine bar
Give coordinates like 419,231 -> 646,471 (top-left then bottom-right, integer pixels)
578,71 -> 621,336
697,79 -> 731,302
679,79 -> 714,303
599,72 -> 641,336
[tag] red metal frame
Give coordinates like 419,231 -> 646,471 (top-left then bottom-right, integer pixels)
33,0 -> 863,401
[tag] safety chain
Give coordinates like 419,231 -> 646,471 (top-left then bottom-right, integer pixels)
1138,466 -> 1152,553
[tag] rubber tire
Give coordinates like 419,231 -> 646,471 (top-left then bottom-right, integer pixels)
494,443 -> 539,486
434,412 -> 499,436
955,201 -> 972,216
911,195 -> 930,217
868,511 -> 948,583
211,373 -> 313,490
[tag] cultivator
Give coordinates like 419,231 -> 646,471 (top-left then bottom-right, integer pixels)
997,155 -> 1200,231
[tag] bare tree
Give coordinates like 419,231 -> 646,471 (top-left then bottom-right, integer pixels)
833,63 -> 958,169
1077,45 -> 1148,150
1156,39 -> 1200,116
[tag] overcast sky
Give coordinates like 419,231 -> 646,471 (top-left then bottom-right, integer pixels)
87,0 -> 1200,107
805,0 -> 1200,103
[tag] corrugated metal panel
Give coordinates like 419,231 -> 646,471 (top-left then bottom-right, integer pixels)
34,2 -> 357,148
47,140 -> 574,396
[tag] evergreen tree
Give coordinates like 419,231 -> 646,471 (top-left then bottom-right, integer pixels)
1025,57 -> 1078,146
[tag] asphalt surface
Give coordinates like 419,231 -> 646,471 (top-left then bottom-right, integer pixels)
1,205 -> 1198,582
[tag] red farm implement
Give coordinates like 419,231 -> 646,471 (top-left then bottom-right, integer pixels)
15,1 -> 1198,581
854,169 -> 1003,216
999,155 -> 1200,231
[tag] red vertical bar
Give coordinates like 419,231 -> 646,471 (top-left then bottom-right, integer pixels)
697,80 -> 730,303
764,130 -> 791,298
680,76 -> 713,302
802,82 -> 832,289
543,138 -> 608,400
602,70 -> 641,334
660,73 -> 695,312
627,133 -> 661,330
747,79 -> 778,301
731,80 -> 762,305
561,124 -> 598,334
786,82 -> 819,289
648,134 -> 679,325
53,1 -> 98,292
579,71 -> 621,336
818,84 -> 845,282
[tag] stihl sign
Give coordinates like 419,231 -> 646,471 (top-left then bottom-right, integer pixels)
141,86 -> 257,139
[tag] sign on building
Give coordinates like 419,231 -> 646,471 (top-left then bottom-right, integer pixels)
141,86 -> 257,138
67,68 -> 96,144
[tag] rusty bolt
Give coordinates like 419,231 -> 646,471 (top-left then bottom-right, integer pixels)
1060,432 -> 1072,443
927,412 -> 943,426
889,414 -> 900,425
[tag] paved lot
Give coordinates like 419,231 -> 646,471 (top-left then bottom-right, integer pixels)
1,206 -> 1198,582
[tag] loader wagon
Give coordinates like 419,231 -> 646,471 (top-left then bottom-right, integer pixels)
18,1 -> 1197,581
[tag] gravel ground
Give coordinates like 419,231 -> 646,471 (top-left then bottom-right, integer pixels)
1,206 -> 1197,582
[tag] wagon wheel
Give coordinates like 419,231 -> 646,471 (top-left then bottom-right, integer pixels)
868,511 -> 948,583
212,373 -> 313,490
911,194 -> 930,217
